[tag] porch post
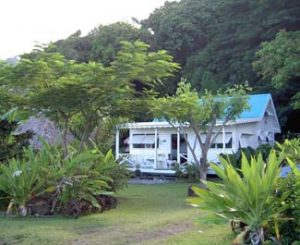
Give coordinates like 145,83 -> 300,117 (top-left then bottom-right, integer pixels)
154,128 -> 158,169
177,129 -> 180,164
222,126 -> 225,153
115,128 -> 120,160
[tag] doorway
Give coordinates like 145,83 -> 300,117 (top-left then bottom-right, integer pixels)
170,134 -> 187,163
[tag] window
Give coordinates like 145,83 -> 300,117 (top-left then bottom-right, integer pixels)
131,134 -> 159,149
240,134 -> 255,148
210,133 -> 232,149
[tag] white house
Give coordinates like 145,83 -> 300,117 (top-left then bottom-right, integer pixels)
115,94 -> 281,175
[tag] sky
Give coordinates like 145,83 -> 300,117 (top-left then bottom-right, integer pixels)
0,0 -> 173,59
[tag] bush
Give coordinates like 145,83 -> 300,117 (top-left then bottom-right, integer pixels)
0,110 -> 35,211
266,174 -> 300,244
174,163 -> 199,182
0,109 -> 34,164
0,141 -> 129,217
0,149 -> 44,216
188,151 -> 289,245
219,144 -> 273,170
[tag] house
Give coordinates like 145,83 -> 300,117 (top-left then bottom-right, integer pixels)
115,94 -> 281,175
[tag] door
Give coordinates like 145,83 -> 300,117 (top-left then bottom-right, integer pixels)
170,134 -> 187,164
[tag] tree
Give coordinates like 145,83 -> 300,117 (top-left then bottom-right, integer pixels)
48,30 -> 92,63
142,0 -> 300,91
88,22 -> 152,65
253,30 -> 300,109
1,41 -> 179,156
149,81 -> 249,180
50,22 -> 152,65
0,61 -> 26,115
142,0 -> 300,131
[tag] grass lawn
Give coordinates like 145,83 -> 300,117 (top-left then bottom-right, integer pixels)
0,182 -> 233,245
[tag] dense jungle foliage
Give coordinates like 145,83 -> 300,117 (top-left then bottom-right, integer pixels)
45,0 -> 300,133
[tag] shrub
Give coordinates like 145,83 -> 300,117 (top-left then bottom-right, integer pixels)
0,141 -> 129,217
270,139 -> 300,243
0,149 -> 43,216
266,174 -> 300,244
219,144 -> 273,171
0,110 -> 34,211
174,163 -> 200,182
188,151 -> 289,245
276,138 -> 300,163
0,109 -> 34,163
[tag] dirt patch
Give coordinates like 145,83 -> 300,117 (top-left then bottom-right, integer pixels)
129,222 -> 194,244
71,221 -> 194,245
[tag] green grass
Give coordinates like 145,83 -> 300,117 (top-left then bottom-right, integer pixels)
0,183 -> 233,245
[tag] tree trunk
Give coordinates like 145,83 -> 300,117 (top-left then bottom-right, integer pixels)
199,168 -> 207,181
79,123 -> 91,153
62,117 -> 69,158
199,149 -> 209,181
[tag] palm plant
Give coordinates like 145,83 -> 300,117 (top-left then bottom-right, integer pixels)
188,151 -> 289,244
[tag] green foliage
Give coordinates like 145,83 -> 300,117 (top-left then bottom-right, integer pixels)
150,81 -> 249,130
150,81 -> 250,179
254,30 -> 300,111
276,138 -> 300,163
37,144 -> 129,214
89,22 -> 151,65
254,31 -> 300,89
0,149 -> 43,215
0,109 -> 34,163
50,22 -> 152,65
0,139 -> 129,216
1,41 -> 178,156
53,151 -> 111,213
273,139 -> 300,243
267,174 -> 300,243
48,30 -> 92,63
141,0 -> 300,132
100,149 -> 129,192
174,163 -> 200,182
219,144 -> 273,170
188,151 -> 288,244
143,0 -> 300,89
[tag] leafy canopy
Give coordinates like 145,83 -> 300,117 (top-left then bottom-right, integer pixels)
149,81 -> 250,179
253,30 -> 300,109
1,41 -> 179,153
150,81 -> 250,135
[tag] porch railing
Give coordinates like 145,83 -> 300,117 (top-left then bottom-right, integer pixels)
118,153 -> 175,170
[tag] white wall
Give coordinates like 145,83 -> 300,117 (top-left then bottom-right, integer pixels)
235,122 -> 260,149
186,126 -> 236,163
128,117 -> 274,166
129,128 -> 177,162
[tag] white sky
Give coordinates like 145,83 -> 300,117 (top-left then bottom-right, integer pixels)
0,0 -> 173,59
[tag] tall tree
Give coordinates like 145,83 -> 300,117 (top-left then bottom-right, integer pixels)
88,22 -> 152,65
1,41 -> 179,155
253,30 -> 300,132
48,30 -> 92,63
149,81 -> 249,180
50,22 -> 152,66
